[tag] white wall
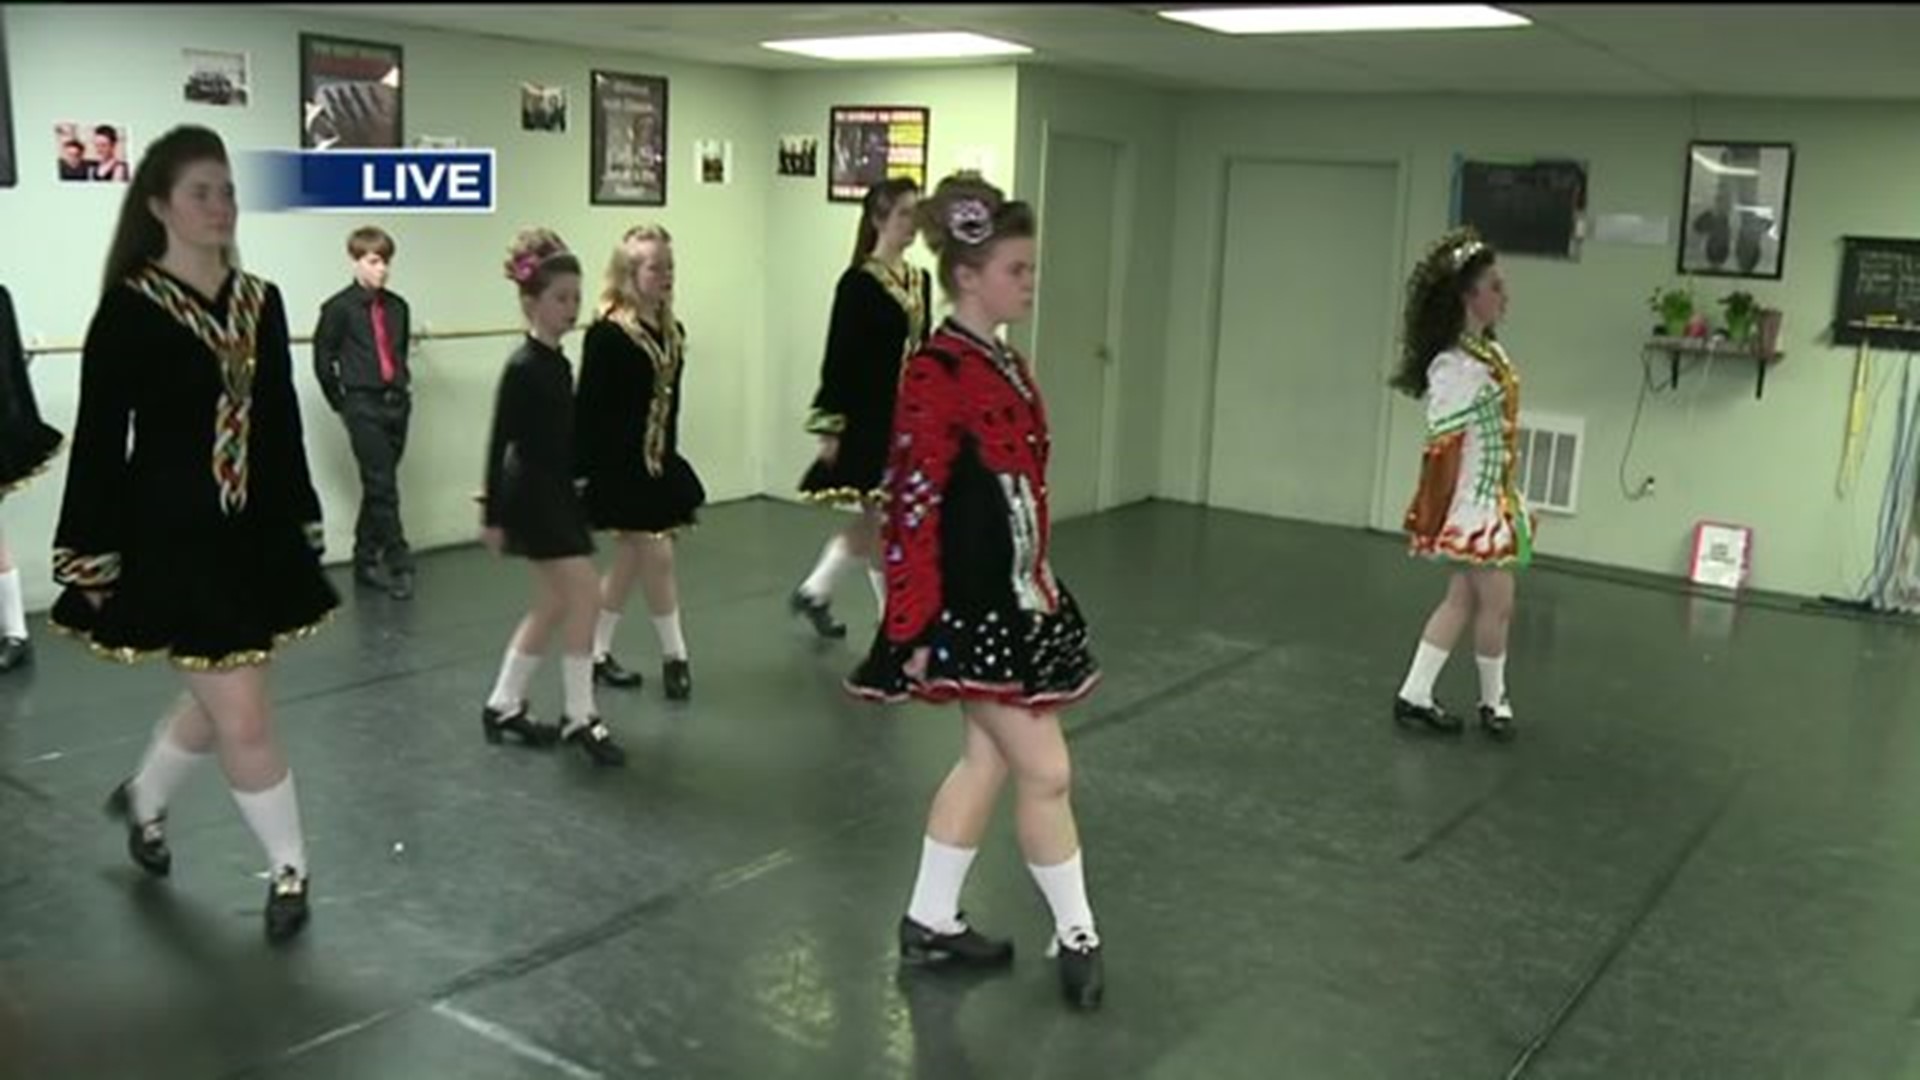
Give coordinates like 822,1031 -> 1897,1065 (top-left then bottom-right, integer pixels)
1161,91 -> 1920,599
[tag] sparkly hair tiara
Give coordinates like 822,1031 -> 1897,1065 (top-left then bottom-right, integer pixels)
947,198 -> 994,246
1446,237 -> 1488,271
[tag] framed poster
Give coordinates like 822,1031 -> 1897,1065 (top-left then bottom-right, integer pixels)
1689,521 -> 1753,591
779,135 -> 817,178
0,16 -> 15,188
299,33 -> 403,149
1451,157 -> 1587,260
521,82 -> 566,133
590,70 -> 668,206
55,121 -> 131,182
1679,141 -> 1794,280
828,105 -> 928,203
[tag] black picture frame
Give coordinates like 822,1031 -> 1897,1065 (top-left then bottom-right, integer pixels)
590,70 -> 668,207
299,33 -> 404,149
1678,140 -> 1795,280
0,16 -> 16,188
828,105 -> 928,203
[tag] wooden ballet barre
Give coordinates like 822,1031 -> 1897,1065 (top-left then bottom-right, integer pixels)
20,324 -> 572,360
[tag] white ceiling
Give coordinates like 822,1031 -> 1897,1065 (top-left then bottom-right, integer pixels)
272,4 -> 1920,100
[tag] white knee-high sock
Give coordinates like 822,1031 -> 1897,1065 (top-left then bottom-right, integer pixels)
1398,641 -> 1450,708
653,611 -> 687,661
801,535 -> 855,601
0,569 -> 25,640
867,564 -> 887,610
906,836 -> 978,935
130,732 -> 208,822
1028,851 -> 1097,944
231,772 -> 307,878
487,649 -> 541,711
1476,653 -> 1510,715
561,654 -> 597,723
593,610 -> 622,660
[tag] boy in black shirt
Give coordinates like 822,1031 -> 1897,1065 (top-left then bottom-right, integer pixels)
314,226 -> 415,599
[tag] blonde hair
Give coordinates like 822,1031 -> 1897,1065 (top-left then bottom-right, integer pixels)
601,224 -> 674,323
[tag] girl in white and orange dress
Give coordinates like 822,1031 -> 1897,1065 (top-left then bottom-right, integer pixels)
1391,228 -> 1531,743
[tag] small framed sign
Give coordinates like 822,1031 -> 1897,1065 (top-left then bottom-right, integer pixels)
1689,521 -> 1753,591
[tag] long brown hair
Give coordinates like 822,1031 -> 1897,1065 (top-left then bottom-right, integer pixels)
850,177 -> 921,268
1391,228 -> 1498,398
100,125 -> 231,295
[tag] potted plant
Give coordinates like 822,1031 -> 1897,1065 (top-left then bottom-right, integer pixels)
1649,285 -> 1695,338
1720,290 -> 1759,344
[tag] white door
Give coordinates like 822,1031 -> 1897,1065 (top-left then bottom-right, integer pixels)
1035,132 -> 1120,521
1206,159 -> 1398,526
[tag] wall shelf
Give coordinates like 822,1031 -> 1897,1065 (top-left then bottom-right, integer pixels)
1643,335 -> 1784,400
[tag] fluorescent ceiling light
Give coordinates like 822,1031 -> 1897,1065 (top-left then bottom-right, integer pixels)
1159,5 -> 1530,34
761,32 -> 1032,61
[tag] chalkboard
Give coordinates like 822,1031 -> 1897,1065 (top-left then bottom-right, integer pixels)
1452,158 -> 1586,260
1832,236 -> 1920,350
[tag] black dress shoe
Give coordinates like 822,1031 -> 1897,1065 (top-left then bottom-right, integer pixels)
103,781 -> 171,877
563,717 -> 627,767
1393,696 -> 1464,735
593,655 -> 645,689
1054,930 -> 1105,1010
790,590 -> 847,639
898,915 -> 1014,969
663,659 -> 692,701
0,637 -> 30,674
1479,703 -> 1518,742
481,701 -> 559,747
264,866 -> 310,944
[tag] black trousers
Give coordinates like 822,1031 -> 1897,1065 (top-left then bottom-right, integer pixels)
340,388 -> 412,571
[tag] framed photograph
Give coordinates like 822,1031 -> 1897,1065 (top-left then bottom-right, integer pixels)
778,135 -> 817,178
1679,141 -> 1794,280
590,70 -> 667,206
0,17 -> 15,188
54,122 -> 131,183
1689,521 -> 1753,591
828,105 -> 928,203
695,139 -> 731,186
521,82 -> 566,133
184,48 -> 250,107
300,33 -> 403,149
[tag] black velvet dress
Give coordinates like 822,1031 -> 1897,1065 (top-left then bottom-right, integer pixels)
49,265 -> 338,669
0,285 -> 65,497
482,335 -> 596,560
576,314 -> 706,535
798,260 -> 932,506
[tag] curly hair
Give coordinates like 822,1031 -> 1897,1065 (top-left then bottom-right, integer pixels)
915,171 -> 1036,299
1391,227 -> 1498,398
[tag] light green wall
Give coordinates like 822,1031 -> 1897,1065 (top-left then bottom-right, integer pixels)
0,3 -> 771,611
759,65 -> 1017,499
1161,92 -> 1920,599
1012,66 -> 1178,507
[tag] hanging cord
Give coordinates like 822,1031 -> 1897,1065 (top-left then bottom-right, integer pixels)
1618,347 -> 1682,500
1863,354 -> 1920,610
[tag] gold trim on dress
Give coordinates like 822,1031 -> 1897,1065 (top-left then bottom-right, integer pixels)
0,434 -> 65,497
47,607 -> 335,671
800,486 -> 886,508
609,311 -> 683,479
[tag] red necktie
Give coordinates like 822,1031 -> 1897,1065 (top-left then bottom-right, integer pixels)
371,296 -> 397,384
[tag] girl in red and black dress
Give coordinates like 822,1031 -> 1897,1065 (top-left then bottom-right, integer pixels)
791,178 -> 931,638
848,173 -> 1105,1010
57,126 -> 337,943
0,283 -> 65,673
